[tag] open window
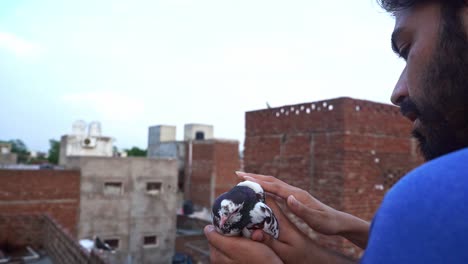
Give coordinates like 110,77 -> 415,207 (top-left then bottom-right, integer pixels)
195,131 -> 205,140
143,235 -> 158,248
103,239 -> 120,250
146,182 -> 162,195
104,182 -> 123,195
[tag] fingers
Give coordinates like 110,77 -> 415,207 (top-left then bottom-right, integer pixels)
286,195 -> 332,235
236,171 -> 298,200
251,229 -> 265,241
286,195 -> 313,221
250,228 -> 290,257
235,171 -> 277,182
265,196 -> 303,243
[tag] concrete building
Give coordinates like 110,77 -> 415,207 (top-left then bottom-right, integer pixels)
183,124 -> 213,141
147,125 -> 185,170
59,121 -> 114,166
147,123 -> 214,162
0,142 -> 17,165
244,97 -> 423,258
65,157 -> 178,264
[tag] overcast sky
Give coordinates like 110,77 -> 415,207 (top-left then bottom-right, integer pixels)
0,0 -> 404,152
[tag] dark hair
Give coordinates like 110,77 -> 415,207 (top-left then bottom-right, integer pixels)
377,0 -> 467,12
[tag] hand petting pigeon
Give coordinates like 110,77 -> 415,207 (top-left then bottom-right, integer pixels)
211,180 -> 279,239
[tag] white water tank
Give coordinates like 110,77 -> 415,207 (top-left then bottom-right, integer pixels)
88,121 -> 102,137
72,120 -> 87,136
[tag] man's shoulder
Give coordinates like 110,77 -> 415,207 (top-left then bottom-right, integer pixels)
410,146 -> 468,176
361,147 -> 468,263
392,146 -> 468,193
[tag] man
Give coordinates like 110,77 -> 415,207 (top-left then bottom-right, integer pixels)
205,0 -> 468,263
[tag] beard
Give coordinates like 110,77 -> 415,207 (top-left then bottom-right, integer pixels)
401,10 -> 468,161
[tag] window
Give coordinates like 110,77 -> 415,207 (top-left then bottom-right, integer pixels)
104,239 -> 119,250
143,235 -> 158,247
146,182 -> 162,195
195,131 -> 204,140
104,182 -> 123,195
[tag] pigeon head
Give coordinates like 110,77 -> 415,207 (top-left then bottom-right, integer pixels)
212,180 -> 263,236
216,199 -> 244,234
237,180 -> 265,202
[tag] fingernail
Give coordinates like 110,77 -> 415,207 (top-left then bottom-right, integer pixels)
244,176 -> 255,181
204,225 -> 215,233
288,195 -> 298,207
252,231 -> 264,241
235,171 -> 245,176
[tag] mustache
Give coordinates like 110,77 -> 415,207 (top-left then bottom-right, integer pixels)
400,98 -> 421,118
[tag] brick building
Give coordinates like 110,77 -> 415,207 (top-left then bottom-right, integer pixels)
0,169 -> 81,235
184,139 -> 241,209
244,97 -> 423,257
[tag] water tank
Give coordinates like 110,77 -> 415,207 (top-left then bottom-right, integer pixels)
88,121 -> 102,137
72,120 -> 87,136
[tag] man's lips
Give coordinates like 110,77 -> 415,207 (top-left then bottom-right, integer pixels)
404,111 -> 418,122
399,98 -> 420,123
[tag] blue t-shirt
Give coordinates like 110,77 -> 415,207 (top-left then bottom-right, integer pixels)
361,147 -> 468,263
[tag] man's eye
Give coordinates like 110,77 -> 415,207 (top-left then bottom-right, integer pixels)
399,46 -> 410,60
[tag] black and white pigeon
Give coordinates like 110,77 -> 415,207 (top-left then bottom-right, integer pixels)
94,236 -> 115,252
211,180 -> 279,239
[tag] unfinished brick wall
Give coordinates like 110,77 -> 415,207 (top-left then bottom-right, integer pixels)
0,214 -> 43,249
185,140 -> 241,209
244,97 -> 423,257
43,215 -> 108,264
0,170 -> 81,236
0,214 -> 107,264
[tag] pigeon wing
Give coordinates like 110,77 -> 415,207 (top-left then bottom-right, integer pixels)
242,202 -> 279,239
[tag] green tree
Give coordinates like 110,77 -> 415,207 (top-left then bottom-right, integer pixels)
48,139 -> 60,164
125,146 -> 147,157
8,139 -> 29,163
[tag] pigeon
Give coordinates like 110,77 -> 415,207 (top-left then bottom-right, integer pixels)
94,236 -> 116,253
211,180 -> 279,239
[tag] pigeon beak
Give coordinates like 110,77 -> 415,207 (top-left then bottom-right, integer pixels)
219,215 -> 229,227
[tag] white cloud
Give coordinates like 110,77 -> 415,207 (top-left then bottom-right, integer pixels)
0,32 -> 42,57
61,91 -> 146,122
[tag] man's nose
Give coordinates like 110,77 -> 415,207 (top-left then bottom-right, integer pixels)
391,67 -> 408,106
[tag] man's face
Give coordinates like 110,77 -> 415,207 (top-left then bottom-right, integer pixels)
391,3 -> 468,161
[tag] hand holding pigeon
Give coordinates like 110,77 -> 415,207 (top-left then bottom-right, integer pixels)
211,180 -> 279,239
